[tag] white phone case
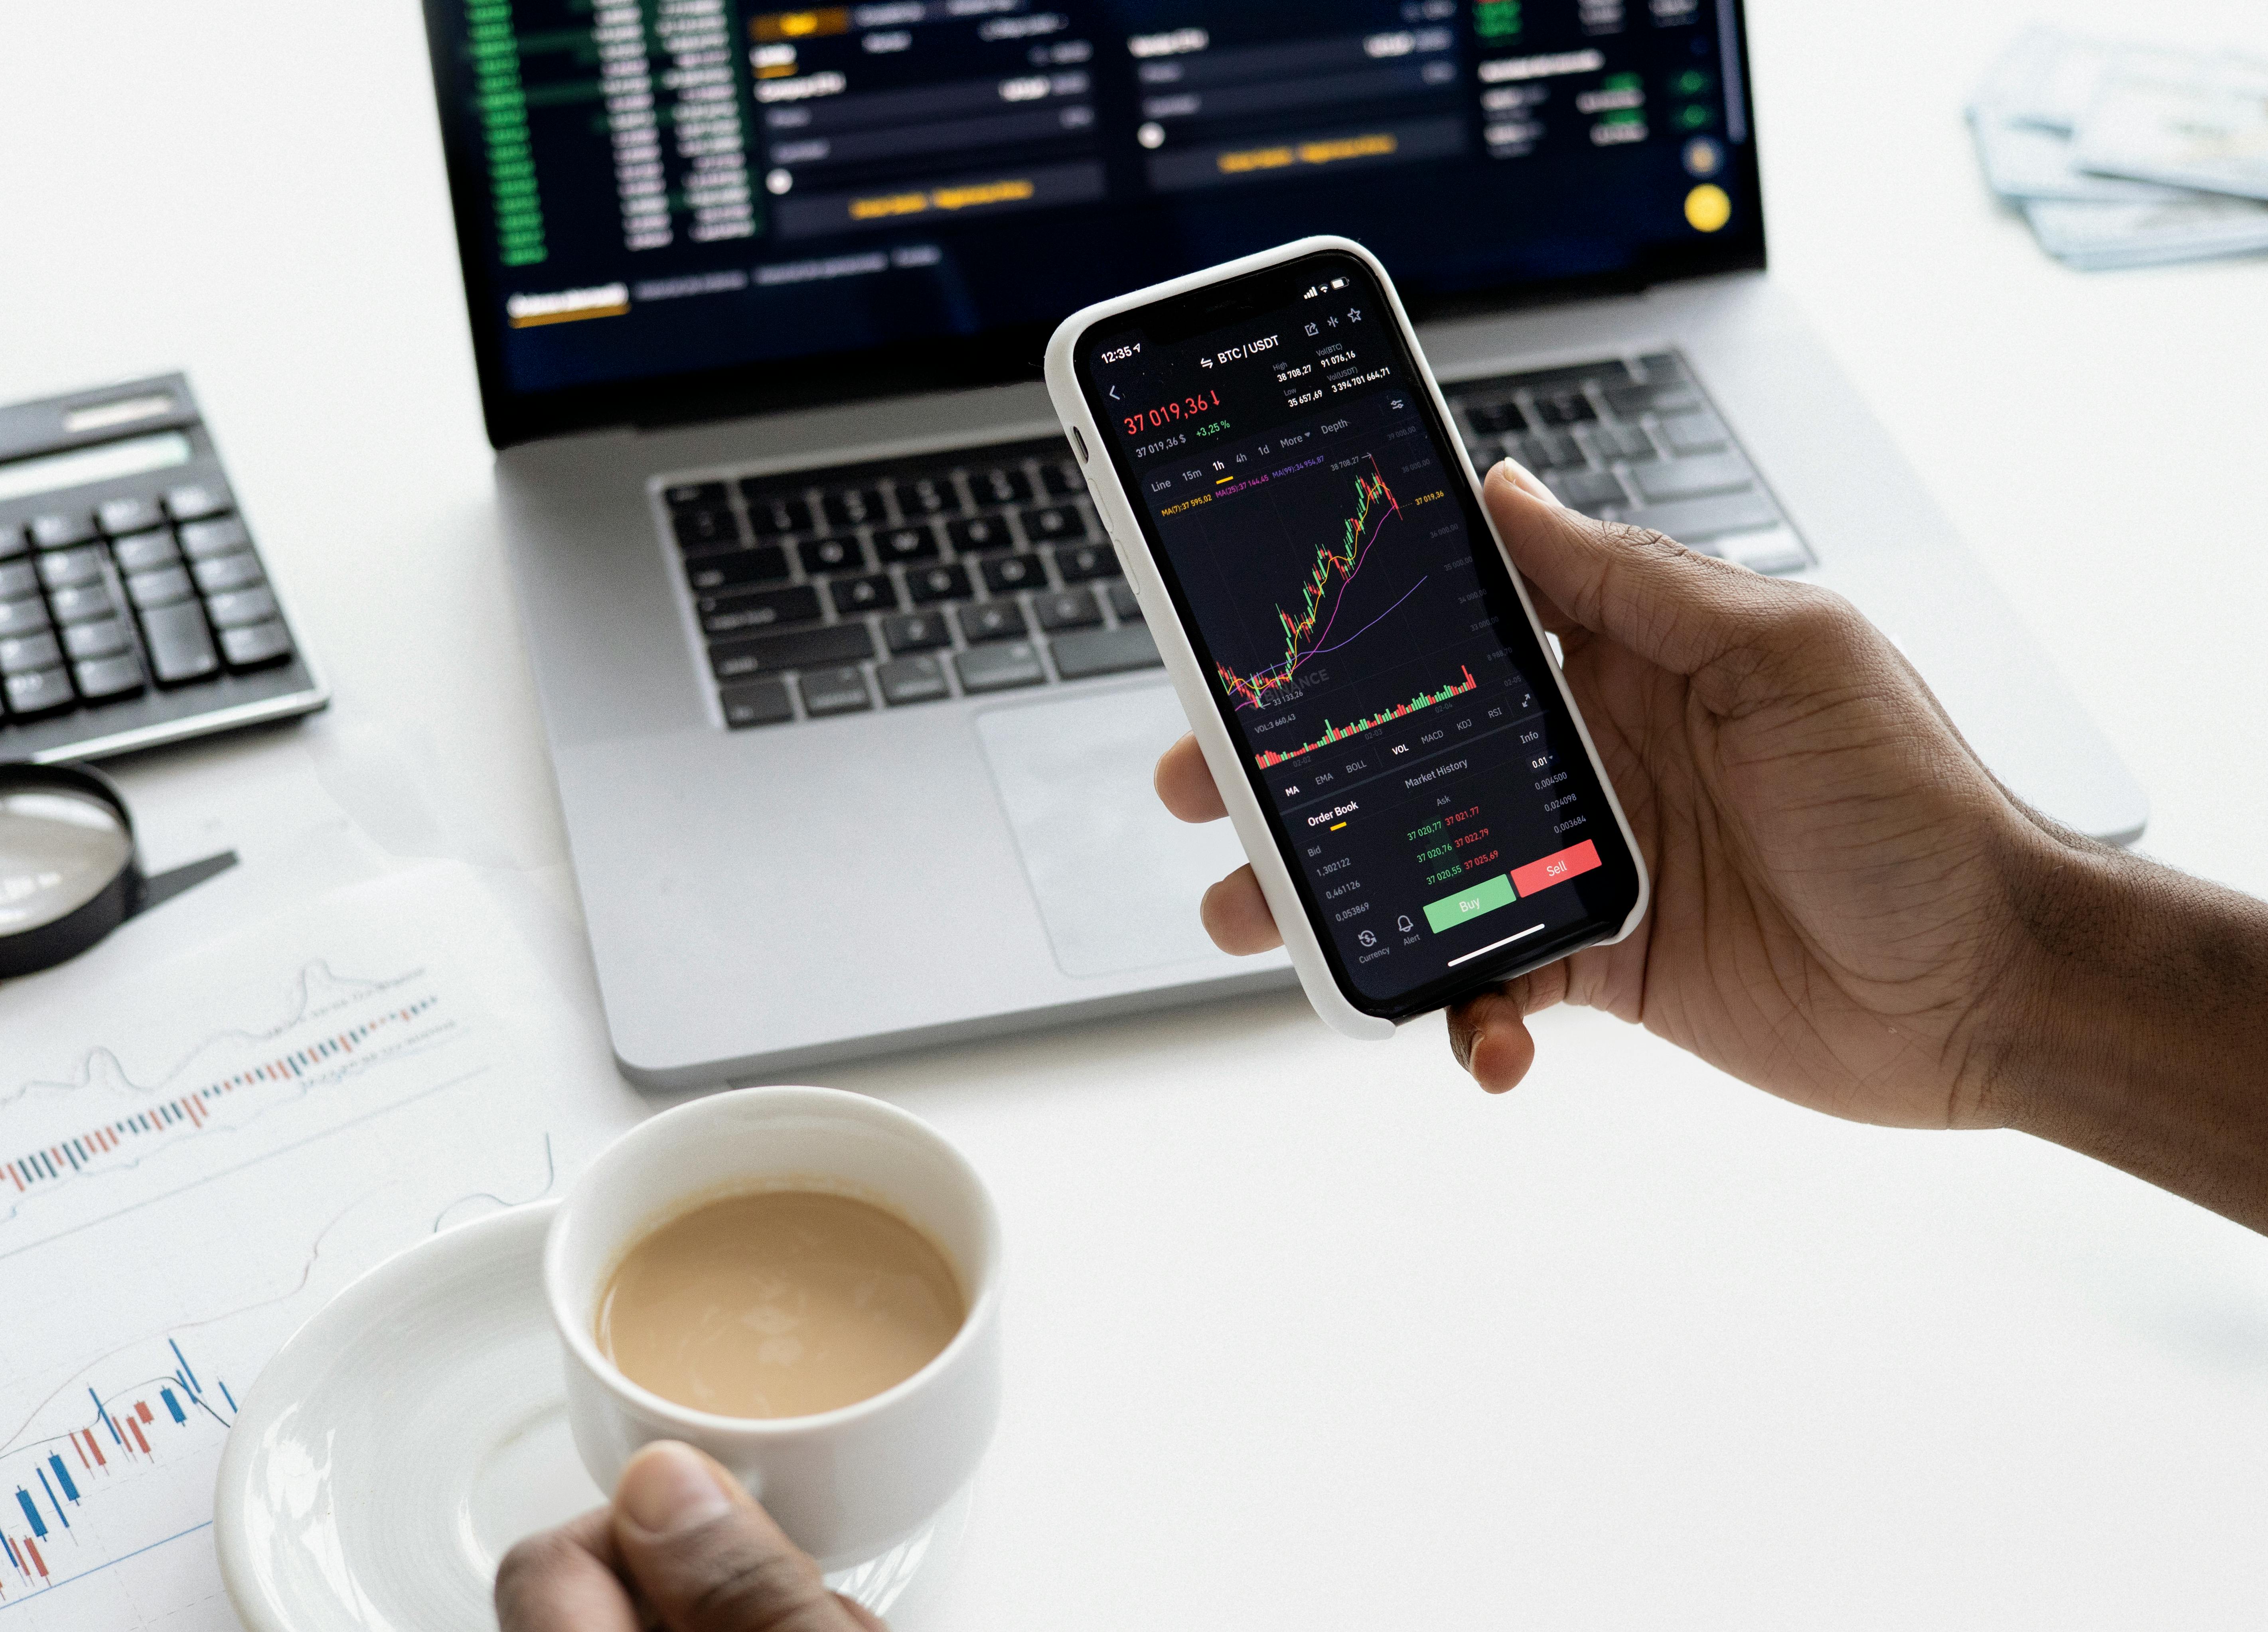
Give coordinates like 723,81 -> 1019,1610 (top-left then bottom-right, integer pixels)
1044,235 -> 1649,1040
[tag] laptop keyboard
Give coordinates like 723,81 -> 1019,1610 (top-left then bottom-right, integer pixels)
662,349 -> 1809,729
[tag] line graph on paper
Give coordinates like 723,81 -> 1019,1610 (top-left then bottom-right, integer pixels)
0,961 -> 468,1254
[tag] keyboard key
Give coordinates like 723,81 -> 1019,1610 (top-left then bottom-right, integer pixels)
663,481 -> 727,510
1604,380 -> 1700,417
740,489 -> 813,536
1717,527 -> 1813,577
1583,421 -> 1654,461
954,640 -> 1044,694
140,601 -> 219,684
1631,452 -> 1756,505
1050,625 -> 1162,680
1106,582 -> 1142,622
0,631 -> 61,673
1467,400 -> 1529,435
75,652 -> 144,698
698,584 -> 823,636
111,527 -> 180,573
719,678 -> 795,728
0,599 -> 53,637
876,654 -> 949,706
945,515 -> 1011,554
821,487 -> 883,528
874,524 -> 938,565
1040,461 -> 1083,497
0,525 -> 22,561
797,534 -> 865,575
4,666 -> 73,715
203,587 -> 278,628
1534,390 -> 1598,426
882,611 -> 953,653
831,573 -> 898,614
97,496 -> 163,535
49,584 -> 117,624
38,545 -> 104,590
956,601 -> 1027,644
191,553 -> 265,594
178,516 -> 251,559
0,560 -> 34,599
970,467 -> 1030,506
63,618 -> 132,659
672,507 -> 742,552
128,565 -> 196,608
162,481 -> 232,522
1658,412 -> 1729,456
218,620 -> 294,668
1034,587 -> 1101,631
685,546 -> 790,592
1019,505 -> 1089,544
708,621 -> 874,680
1546,468 -> 1627,510
980,554 -> 1046,593
1623,489 -> 1777,542
1052,542 -> 1118,583
906,563 -> 971,605
798,664 -> 872,716
1513,431 -> 1584,471
891,474 -> 957,517
27,512 -> 97,549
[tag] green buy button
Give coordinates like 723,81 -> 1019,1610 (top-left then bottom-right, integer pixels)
1423,873 -> 1516,934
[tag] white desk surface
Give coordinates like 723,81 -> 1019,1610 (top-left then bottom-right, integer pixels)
4,0 -> 2266,1624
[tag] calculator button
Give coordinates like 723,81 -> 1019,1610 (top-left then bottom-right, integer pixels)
97,496 -> 164,535
128,565 -> 197,608
49,584 -> 118,624
3,666 -> 73,716
0,599 -> 52,637
140,601 -> 219,684
203,587 -> 278,628
0,631 -> 62,673
37,546 -> 105,591
177,516 -> 251,560
28,513 -> 97,549
110,528 -> 180,573
62,619 -> 132,660
191,553 -> 266,595
162,482 -> 232,522
218,620 -> 294,670
74,652 -> 144,700
0,525 -> 24,561
955,601 -> 1027,644
0,560 -> 34,599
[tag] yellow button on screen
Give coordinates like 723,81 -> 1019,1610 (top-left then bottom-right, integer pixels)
1685,184 -> 1732,233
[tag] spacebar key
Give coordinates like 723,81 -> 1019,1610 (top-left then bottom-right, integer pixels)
709,622 -> 874,680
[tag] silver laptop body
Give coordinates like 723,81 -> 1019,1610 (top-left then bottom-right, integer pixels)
429,8 -> 2145,1089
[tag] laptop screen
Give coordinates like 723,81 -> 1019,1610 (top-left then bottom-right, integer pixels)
426,0 -> 1763,444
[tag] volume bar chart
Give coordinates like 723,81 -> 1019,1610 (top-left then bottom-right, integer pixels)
1254,665 -> 1478,769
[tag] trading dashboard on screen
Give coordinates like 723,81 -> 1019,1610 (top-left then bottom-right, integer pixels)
432,0 -> 1758,426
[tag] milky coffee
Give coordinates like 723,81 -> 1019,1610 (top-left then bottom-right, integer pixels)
595,1190 -> 964,1419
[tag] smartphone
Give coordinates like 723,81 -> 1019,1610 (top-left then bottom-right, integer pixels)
1045,237 -> 1648,1039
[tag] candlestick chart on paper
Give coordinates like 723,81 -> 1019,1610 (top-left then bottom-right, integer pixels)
0,863 -> 641,1630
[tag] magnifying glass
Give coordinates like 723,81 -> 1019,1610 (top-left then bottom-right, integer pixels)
0,763 -> 238,978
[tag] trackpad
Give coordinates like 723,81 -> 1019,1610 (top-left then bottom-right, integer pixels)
975,683 -> 1271,980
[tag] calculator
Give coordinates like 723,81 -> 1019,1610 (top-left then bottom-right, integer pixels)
0,373 -> 325,762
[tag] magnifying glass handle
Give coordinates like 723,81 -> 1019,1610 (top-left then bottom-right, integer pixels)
139,851 -> 239,914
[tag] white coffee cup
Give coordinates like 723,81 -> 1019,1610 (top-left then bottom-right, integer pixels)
544,1085 -> 1003,1571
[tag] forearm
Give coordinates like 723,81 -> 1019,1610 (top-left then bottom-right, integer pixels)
1988,834 -> 2268,1232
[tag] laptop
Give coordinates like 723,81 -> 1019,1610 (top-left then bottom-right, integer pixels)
420,0 -> 2145,1089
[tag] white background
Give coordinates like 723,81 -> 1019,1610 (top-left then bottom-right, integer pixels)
2,0 -> 2266,1625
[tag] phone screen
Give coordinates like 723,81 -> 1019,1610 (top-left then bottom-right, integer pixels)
1076,248 -> 1642,1017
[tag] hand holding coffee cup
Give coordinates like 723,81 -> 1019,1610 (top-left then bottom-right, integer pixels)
542,1087 -> 1003,1575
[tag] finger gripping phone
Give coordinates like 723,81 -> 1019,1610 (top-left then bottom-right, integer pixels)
1046,237 -> 1648,1040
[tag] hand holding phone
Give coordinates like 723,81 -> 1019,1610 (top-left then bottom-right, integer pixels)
1046,237 -> 1647,1037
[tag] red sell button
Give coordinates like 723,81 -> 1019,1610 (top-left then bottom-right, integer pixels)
1510,839 -> 1602,899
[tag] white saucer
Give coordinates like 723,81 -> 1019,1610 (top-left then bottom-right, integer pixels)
215,1200 -> 967,1631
